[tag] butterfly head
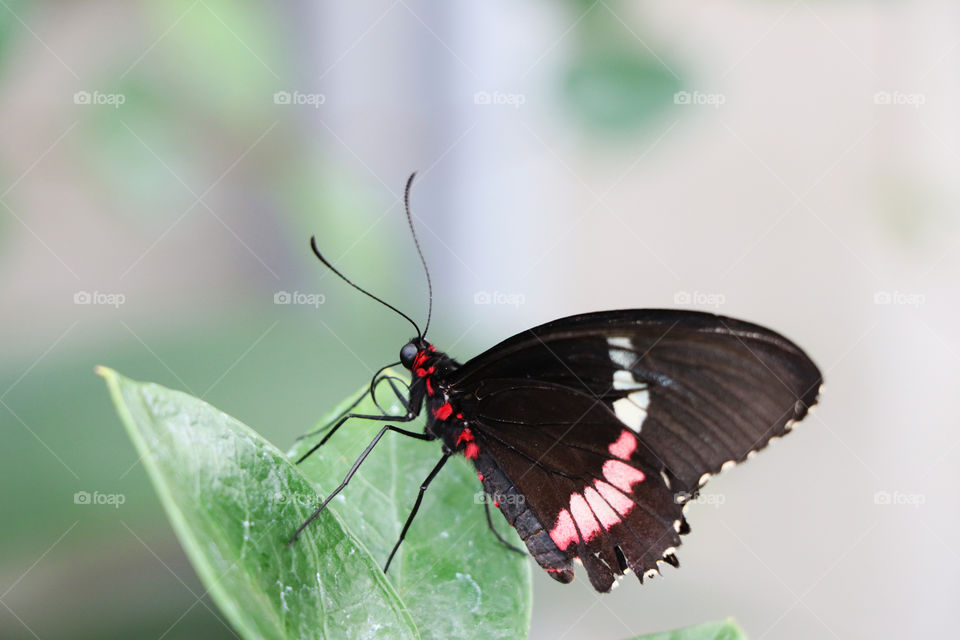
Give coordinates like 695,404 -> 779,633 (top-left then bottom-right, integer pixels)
399,339 -> 435,369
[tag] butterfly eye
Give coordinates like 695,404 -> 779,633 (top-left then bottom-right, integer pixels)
399,342 -> 419,369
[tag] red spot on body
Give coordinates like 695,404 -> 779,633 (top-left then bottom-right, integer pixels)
433,403 -> 453,421
425,378 -> 434,396
415,365 -> 435,378
455,413 -> 463,419
413,350 -> 428,369
608,429 -> 637,460
458,428 -> 479,458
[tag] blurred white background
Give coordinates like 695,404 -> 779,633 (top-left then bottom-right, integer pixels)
1,1 -> 956,638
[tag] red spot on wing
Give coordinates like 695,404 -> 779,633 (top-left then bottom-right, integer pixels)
584,487 -> 621,529
594,480 -> 635,516
456,428 -> 474,445
602,460 -> 645,493
493,500 -> 500,508
433,403 -> 453,421
477,472 -> 484,482
608,429 -> 637,460
569,493 -> 602,542
464,442 -> 479,459
549,509 -> 578,550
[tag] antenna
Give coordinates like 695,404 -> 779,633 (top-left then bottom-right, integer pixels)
309,236 -> 422,339
403,172 -> 434,338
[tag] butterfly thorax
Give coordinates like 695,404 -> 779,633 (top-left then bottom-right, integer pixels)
400,341 -> 472,453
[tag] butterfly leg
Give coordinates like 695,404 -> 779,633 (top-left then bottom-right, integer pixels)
295,387 -> 373,441
483,501 -> 525,555
384,451 -> 452,573
297,372 -> 408,443
370,374 -> 411,414
288,424 -> 434,546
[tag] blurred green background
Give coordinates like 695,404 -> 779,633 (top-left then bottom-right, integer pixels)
1,2 -> 956,639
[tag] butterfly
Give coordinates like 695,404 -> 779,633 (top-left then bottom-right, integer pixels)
289,174 -> 823,593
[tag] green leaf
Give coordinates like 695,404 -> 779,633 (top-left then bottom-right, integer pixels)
99,366 -> 420,640
630,618 -> 747,640
288,374 -> 533,640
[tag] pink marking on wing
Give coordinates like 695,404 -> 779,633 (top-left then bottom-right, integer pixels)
584,486 -> 621,529
569,493 -> 602,542
594,480 -> 635,516
602,459 -> 646,493
608,429 -> 637,460
549,508 -> 578,550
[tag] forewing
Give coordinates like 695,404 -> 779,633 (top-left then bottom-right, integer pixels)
453,309 -> 822,493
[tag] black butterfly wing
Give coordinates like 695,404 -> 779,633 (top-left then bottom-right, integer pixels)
460,378 -> 685,592
452,309 -> 822,494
